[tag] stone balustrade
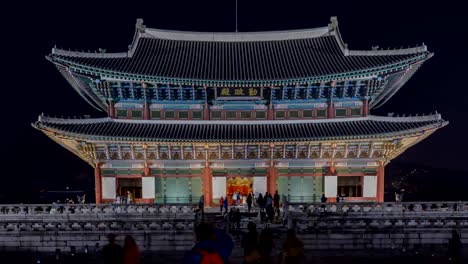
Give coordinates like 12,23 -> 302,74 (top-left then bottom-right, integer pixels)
0,204 -> 196,215
0,202 -> 467,256
287,201 -> 468,215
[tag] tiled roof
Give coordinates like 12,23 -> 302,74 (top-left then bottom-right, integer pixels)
33,115 -> 447,143
48,19 -> 430,83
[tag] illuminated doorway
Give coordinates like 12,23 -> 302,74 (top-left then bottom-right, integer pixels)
226,176 -> 253,205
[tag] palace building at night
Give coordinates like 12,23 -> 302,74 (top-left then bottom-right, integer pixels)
33,17 -> 447,205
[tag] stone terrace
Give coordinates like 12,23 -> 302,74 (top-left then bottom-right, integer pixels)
0,202 -> 467,263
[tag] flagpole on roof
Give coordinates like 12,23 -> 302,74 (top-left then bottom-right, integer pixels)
235,0 -> 238,32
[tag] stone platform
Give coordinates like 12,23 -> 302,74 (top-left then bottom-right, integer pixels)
0,202 -> 466,262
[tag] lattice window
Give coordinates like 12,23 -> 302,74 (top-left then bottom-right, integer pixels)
351,108 -> 362,116
165,111 -> 175,119
151,111 -> 161,119
178,111 -> 189,119
131,110 -> 142,118
289,111 -> 299,118
192,111 -> 202,119
117,109 -> 127,117
240,111 -> 251,119
316,109 -> 326,118
256,111 -> 266,119
211,111 -> 222,119
226,111 -> 237,119
335,108 -> 347,117
303,110 -> 312,118
275,111 -> 285,119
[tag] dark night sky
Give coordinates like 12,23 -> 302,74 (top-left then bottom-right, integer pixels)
1,0 -> 467,202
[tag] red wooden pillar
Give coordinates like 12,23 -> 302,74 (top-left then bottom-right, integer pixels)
377,161 -> 385,202
267,162 -> 277,194
267,103 -> 274,120
327,101 -> 334,118
108,101 -> 116,118
203,102 -> 210,120
202,162 -> 213,206
94,163 -> 102,204
143,102 -> 150,120
362,98 -> 369,117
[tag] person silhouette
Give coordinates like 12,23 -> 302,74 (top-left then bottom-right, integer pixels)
101,234 -> 123,264
123,235 -> 140,264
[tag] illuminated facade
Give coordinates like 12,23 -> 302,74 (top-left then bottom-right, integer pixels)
34,18 -> 447,204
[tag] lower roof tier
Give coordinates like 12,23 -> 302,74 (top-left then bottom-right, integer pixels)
33,114 -> 447,143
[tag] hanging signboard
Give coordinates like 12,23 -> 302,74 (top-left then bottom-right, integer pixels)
216,87 -> 261,99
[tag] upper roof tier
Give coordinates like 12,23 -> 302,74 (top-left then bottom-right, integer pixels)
33,114 -> 446,143
48,17 -> 431,86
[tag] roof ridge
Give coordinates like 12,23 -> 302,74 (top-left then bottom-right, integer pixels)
51,47 -> 128,58
49,17 -> 431,58
37,114 -> 112,124
142,27 -> 331,42
348,45 -> 428,56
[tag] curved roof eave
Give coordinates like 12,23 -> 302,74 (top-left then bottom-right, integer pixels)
50,52 -> 428,87
32,114 -> 448,144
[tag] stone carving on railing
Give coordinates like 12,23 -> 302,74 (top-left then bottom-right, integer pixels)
286,201 -> 468,215
0,204 -> 199,215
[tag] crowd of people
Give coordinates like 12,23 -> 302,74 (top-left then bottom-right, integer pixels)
218,190 -> 284,223
182,221 -> 304,264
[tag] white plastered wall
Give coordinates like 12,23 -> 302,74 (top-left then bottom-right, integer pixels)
212,177 -> 226,201
142,177 -> 156,199
363,176 -> 377,197
253,176 -> 267,196
102,177 -> 116,199
324,176 -> 338,198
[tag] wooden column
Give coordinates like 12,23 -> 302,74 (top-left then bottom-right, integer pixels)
327,101 -> 334,118
202,162 -> 213,206
267,160 -> 277,194
108,101 -> 115,119
267,103 -> 274,120
377,161 -> 385,202
94,163 -> 102,204
362,98 -> 369,117
203,102 -> 210,120
143,102 -> 151,120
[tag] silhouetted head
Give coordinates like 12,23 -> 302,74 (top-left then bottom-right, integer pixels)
195,222 -> 215,242
286,229 -> 297,240
247,221 -> 256,233
124,235 -> 137,248
107,234 -> 117,243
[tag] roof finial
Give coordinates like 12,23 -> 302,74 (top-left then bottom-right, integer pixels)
136,18 -> 146,33
328,16 -> 338,31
